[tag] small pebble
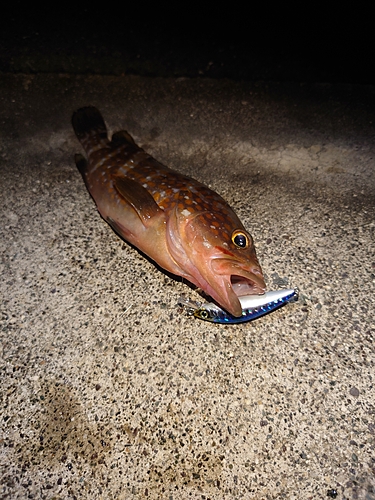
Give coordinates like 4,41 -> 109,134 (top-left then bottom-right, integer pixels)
349,387 -> 360,398
327,489 -> 338,498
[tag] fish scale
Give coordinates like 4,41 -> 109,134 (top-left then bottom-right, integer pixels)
86,136 -> 236,232
72,106 -> 266,317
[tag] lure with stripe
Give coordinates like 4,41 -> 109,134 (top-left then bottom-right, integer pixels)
194,288 -> 299,323
72,106 -> 266,317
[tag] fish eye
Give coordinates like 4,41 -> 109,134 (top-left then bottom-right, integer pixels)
231,230 -> 249,249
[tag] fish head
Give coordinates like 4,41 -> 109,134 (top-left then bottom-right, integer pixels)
168,208 -> 266,317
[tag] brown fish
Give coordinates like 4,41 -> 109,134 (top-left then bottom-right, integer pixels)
72,107 -> 265,317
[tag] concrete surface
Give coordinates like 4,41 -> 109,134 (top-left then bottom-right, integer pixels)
1,5 -> 374,86
1,74 -> 374,499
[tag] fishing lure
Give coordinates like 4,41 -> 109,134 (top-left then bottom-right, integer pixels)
193,288 -> 299,323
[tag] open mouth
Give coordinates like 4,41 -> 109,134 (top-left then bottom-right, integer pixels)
210,258 -> 266,299
230,274 -> 266,297
195,258 -> 267,317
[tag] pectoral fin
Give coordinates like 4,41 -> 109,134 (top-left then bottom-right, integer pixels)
113,175 -> 163,224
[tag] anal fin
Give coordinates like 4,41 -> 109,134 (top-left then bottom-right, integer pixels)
74,153 -> 88,174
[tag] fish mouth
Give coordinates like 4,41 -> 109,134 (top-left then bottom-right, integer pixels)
209,259 -> 266,317
230,273 -> 265,297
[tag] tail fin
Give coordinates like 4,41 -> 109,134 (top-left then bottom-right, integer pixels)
72,106 -> 108,141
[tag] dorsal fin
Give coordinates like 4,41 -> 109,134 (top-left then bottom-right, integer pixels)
111,130 -> 137,146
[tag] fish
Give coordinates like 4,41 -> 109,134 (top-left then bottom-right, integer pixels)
71,106 -> 266,317
193,288 -> 299,323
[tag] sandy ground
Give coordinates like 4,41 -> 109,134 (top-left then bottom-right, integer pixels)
1,74 -> 374,499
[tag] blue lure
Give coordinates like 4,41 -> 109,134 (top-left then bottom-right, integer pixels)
193,288 -> 298,324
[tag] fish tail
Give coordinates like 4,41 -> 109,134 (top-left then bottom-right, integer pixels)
72,106 -> 108,149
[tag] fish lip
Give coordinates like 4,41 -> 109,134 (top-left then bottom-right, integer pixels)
211,258 -> 266,294
209,258 -> 266,316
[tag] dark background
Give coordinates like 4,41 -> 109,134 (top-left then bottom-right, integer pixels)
0,4 -> 373,84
